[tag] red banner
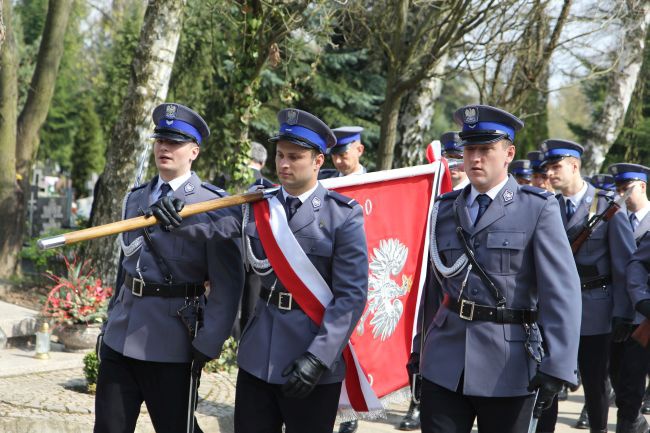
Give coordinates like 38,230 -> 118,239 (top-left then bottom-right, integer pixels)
325,162 -> 451,401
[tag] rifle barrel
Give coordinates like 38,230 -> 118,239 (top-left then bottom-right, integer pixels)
37,190 -> 265,250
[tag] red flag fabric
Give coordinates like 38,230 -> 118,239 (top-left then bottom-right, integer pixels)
322,163 -> 452,403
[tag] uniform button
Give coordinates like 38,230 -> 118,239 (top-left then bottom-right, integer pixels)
503,241 -> 509,246
471,288 -> 478,295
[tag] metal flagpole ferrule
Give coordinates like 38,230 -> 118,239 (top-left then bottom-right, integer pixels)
37,235 -> 67,250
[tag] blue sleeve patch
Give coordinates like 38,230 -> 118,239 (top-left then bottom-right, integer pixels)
520,185 -> 553,199
328,190 -> 358,207
201,182 -> 227,197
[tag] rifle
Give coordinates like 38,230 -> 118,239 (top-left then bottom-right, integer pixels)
570,187 -> 633,255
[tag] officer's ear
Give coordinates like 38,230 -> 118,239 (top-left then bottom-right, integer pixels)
314,150 -> 325,169
189,144 -> 200,163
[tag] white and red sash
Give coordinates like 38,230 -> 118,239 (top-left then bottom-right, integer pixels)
252,195 -> 382,414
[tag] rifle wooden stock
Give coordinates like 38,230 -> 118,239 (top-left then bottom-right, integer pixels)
37,190 -> 265,250
570,202 -> 620,255
632,319 -> 650,348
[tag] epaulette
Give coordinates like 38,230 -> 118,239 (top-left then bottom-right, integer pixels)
520,185 -> 553,199
327,190 -> 358,207
437,189 -> 462,201
318,169 -> 340,180
130,182 -> 149,192
201,182 -> 227,197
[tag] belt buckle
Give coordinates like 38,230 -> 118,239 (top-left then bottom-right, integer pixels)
132,278 -> 144,297
459,299 -> 475,321
278,292 -> 292,310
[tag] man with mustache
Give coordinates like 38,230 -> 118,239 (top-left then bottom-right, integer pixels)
410,105 -> 581,433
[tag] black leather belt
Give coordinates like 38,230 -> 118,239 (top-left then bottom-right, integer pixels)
260,287 -> 301,311
443,295 -> 537,324
580,275 -> 611,291
123,274 -> 205,298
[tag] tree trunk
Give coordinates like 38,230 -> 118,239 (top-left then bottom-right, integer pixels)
582,0 -> 650,173
0,0 -> 19,280
87,0 -> 186,284
396,55 -> 447,167
377,88 -> 404,170
0,0 -> 5,51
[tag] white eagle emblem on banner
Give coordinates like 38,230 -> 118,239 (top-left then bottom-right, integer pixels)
356,238 -> 413,341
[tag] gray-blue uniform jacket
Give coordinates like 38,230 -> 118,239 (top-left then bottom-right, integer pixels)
627,232 -> 650,310
172,182 -> 369,384
557,184 -> 636,332
103,172 -> 244,362
625,213 -> 650,324
417,176 -> 581,397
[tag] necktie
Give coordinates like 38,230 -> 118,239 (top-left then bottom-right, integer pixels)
565,199 -> 575,220
474,194 -> 492,226
630,213 -> 638,232
158,183 -> 172,201
285,196 -> 301,221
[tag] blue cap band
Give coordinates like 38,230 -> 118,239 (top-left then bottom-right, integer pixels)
545,148 -> 581,159
615,172 -> 648,182
279,123 -> 326,152
513,168 -> 533,176
157,118 -> 203,143
336,133 -> 361,146
463,121 -> 515,141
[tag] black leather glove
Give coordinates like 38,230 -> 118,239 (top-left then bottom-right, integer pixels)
145,196 -> 185,230
636,300 -> 650,319
406,352 -> 422,402
281,352 -> 328,398
191,347 -> 211,378
527,372 -> 565,410
612,316 -> 635,343
406,352 -> 420,376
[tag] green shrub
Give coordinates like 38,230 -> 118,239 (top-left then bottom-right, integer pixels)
83,351 -> 99,394
204,337 -> 238,374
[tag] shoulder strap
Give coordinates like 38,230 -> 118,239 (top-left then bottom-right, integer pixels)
137,206 -> 174,283
452,202 -> 506,306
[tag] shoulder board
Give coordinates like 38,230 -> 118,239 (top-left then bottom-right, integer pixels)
327,190 -> 358,207
318,169 -> 340,180
130,182 -> 148,192
201,182 -> 227,197
437,189 -> 462,201
520,185 -> 553,199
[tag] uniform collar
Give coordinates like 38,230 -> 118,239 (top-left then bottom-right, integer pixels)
631,203 -> 650,223
468,175 -> 509,206
155,171 -> 193,193
563,180 -> 588,208
281,182 -> 319,204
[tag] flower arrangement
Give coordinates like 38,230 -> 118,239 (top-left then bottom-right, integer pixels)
42,256 -> 113,326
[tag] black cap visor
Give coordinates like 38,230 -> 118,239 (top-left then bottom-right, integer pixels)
539,155 -> 569,168
459,130 -> 511,146
329,143 -> 353,155
269,133 -> 324,153
152,127 -> 198,144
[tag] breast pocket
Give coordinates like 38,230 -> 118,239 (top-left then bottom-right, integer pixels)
486,231 -> 525,274
585,227 -> 606,256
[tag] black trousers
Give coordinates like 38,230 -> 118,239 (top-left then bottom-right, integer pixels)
578,333 -> 611,431
610,331 -> 650,421
234,368 -> 342,433
94,343 -> 202,433
420,378 -> 536,433
535,395 -> 558,433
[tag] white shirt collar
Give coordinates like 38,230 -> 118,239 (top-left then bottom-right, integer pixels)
155,171 -> 192,193
563,180 -> 588,208
282,182 -> 319,204
468,176 -> 509,206
631,203 -> 650,223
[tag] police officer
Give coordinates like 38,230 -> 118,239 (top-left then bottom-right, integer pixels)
527,151 -> 553,192
542,140 -> 636,433
94,103 -> 244,433
441,131 -> 470,191
410,105 -> 581,433
509,159 -> 533,185
318,126 -> 366,179
150,108 -> 369,433
607,163 -> 650,433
